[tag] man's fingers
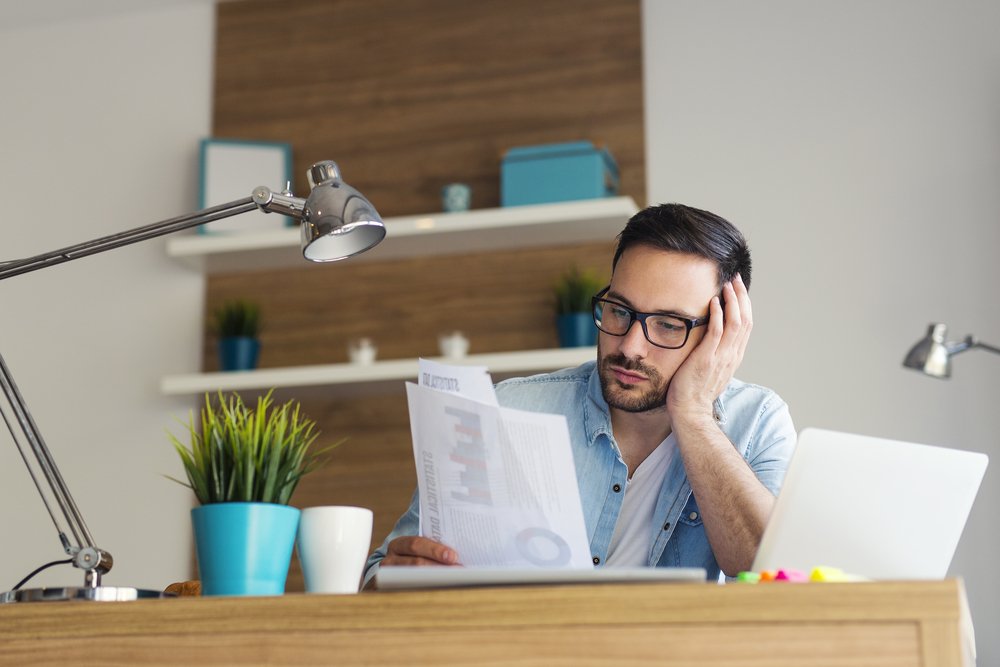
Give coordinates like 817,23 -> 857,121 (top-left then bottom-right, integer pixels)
722,280 -> 742,334
735,273 -> 752,327
731,274 -> 752,359
382,554 -> 452,567
385,536 -> 458,566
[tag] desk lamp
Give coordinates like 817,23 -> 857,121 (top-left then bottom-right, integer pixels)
0,160 -> 384,603
903,322 -> 1000,379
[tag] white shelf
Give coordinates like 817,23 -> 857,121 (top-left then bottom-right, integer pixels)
166,197 -> 638,273
160,347 -> 595,396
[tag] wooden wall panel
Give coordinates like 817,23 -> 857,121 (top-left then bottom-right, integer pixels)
206,242 -> 615,591
210,0 -> 643,591
214,0 -> 645,216
204,242 -> 614,369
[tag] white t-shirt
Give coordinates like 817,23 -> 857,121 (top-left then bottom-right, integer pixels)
605,433 -> 677,567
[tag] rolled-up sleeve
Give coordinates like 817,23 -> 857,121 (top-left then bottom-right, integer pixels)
745,396 -> 796,496
362,489 -> 420,588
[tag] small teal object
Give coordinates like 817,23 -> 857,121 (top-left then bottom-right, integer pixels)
218,336 -> 260,371
441,183 -> 471,212
192,502 -> 300,596
556,312 -> 598,348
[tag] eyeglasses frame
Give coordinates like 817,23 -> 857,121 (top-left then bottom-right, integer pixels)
591,286 -> 710,350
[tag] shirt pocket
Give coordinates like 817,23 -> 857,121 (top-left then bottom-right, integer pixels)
678,495 -> 703,527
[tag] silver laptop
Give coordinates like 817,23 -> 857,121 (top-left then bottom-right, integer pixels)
752,428 -> 988,579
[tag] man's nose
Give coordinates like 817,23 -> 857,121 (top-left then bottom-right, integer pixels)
618,318 -> 649,358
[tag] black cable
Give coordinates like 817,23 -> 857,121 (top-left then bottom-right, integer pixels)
12,558 -> 73,591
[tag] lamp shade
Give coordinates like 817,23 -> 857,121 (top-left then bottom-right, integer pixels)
299,161 -> 385,262
903,323 -> 954,378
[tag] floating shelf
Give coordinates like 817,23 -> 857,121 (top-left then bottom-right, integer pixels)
160,347 -> 596,396
166,197 -> 638,273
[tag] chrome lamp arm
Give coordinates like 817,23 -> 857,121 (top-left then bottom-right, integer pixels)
971,340 -> 1000,356
0,161 -> 384,602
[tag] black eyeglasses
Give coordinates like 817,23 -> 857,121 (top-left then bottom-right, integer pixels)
591,286 -> 709,349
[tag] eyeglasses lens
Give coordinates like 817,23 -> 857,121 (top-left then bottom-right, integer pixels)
593,299 -> 689,349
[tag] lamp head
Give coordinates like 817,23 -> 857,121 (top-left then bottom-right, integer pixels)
252,160 -> 386,263
299,161 -> 386,262
903,323 -> 954,379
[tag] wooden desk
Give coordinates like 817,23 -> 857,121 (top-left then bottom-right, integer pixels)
0,580 -> 972,666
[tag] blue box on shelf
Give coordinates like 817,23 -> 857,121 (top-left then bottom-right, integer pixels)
501,140 -> 619,207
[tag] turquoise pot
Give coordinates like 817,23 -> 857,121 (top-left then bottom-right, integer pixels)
191,502 -> 300,597
218,336 -> 260,372
557,313 -> 597,347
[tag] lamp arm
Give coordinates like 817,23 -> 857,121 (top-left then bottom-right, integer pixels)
2,195 -> 258,281
0,353 -> 109,576
971,340 -> 1000,356
945,336 -> 975,356
0,188 -> 302,587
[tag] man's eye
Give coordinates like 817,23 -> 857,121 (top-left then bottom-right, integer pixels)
609,306 -> 631,319
653,318 -> 685,332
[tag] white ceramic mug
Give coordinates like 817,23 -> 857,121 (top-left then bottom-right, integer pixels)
296,506 -> 373,594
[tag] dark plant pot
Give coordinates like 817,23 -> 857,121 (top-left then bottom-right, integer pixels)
557,312 -> 598,348
219,336 -> 260,371
191,502 -> 300,596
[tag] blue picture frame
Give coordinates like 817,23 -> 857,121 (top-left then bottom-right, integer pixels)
198,138 -> 294,234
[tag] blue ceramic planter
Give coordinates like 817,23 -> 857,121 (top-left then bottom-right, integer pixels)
191,502 -> 300,596
218,336 -> 260,371
557,313 -> 597,347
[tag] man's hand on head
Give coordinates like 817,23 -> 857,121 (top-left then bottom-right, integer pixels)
666,273 -> 752,425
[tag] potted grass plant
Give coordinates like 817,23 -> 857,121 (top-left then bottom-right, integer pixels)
167,390 -> 334,596
213,299 -> 261,371
553,265 -> 605,347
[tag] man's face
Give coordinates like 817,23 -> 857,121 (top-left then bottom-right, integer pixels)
598,245 -> 719,413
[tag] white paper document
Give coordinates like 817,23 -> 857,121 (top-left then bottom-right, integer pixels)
417,357 -> 498,406
406,370 -> 593,569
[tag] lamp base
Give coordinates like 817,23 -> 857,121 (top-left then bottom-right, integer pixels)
0,586 -> 173,603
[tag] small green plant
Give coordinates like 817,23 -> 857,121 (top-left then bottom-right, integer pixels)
212,299 -> 260,339
554,266 -> 605,315
166,390 -> 337,505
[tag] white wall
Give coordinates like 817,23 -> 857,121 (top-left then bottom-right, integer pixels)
644,0 -> 1000,661
0,3 -> 214,591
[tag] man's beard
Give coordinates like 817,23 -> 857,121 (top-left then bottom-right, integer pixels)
598,348 -> 669,413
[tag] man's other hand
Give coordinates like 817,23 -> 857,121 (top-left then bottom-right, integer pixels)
382,536 -> 460,567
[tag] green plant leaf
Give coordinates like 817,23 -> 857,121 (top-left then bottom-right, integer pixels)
212,299 -> 261,338
554,265 -> 606,314
164,389 -> 336,506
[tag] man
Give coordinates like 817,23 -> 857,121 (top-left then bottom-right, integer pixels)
363,203 -> 795,584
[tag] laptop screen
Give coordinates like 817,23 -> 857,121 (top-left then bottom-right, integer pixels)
751,428 -> 988,579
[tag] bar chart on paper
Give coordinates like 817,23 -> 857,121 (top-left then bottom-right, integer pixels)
445,406 -> 493,506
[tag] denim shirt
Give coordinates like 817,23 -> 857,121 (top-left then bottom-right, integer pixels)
363,361 -> 795,585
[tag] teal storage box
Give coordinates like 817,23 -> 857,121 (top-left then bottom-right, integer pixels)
501,141 -> 619,206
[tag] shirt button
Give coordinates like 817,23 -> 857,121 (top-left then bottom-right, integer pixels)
688,511 -> 699,521
593,556 -> 601,565
612,484 -> 622,493
663,522 -> 671,531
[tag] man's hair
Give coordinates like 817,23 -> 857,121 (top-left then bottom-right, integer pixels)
612,203 -> 752,290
